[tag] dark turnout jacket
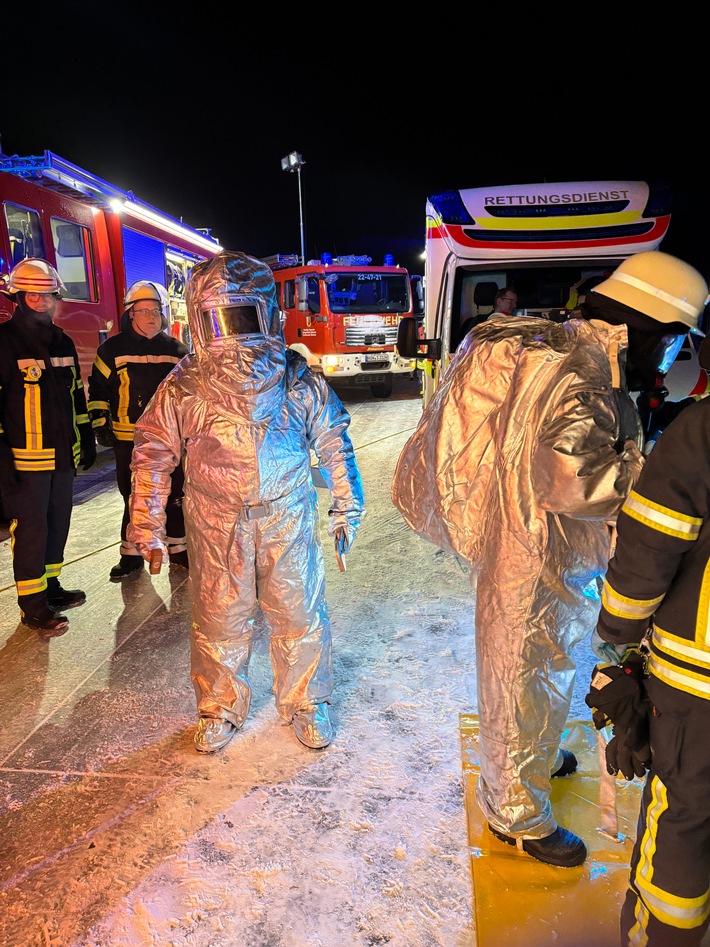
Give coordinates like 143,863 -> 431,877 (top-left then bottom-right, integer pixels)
597,396 -> 710,704
0,315 -> 90,472
88,325 -> 188,442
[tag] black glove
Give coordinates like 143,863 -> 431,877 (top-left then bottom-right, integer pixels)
586,650 -> 652,780
79,425 -> 97,471
585,649 -> 649,732
605,732 -> 652,781
90,410 -> 117,449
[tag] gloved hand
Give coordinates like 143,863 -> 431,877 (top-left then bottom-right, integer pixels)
605,730 -> 652,781
327,509 -> 363,552
79,425 -> 97,470
91,410 -> 117,449
591,629 -> 630,665
585,649 -> 648,732
136,541 -> 168,566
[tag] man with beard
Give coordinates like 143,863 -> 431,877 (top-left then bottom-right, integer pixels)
127,251 -> 365,753
0,258 -> 96,636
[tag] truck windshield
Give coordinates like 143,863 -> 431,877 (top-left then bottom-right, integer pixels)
327,273 -> 409,313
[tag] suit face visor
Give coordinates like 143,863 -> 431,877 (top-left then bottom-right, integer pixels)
199,296 -> 269,342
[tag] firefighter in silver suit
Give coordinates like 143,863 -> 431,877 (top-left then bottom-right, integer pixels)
392,251 -> 708,868
127,251 -> 365,753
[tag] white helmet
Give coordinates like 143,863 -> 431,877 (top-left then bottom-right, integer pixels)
593,251 -> 708,333
1,258 -> 65,298
121,280 -> 170,330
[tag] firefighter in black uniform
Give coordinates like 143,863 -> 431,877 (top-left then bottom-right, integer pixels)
88,280 -> 189,579
589,334 -> 710,945
0,258 -> 96,636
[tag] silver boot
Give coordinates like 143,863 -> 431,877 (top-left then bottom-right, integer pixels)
194,716 -> 239,753
291,703 -> 334,749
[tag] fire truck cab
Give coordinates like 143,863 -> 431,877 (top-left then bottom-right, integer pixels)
0,149 -> 221,386
264,252 -> 423,398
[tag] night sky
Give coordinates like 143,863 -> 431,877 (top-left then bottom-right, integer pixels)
2,10 -> 705,280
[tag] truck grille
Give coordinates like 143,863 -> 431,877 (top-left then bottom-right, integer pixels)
344,326 -> 398,346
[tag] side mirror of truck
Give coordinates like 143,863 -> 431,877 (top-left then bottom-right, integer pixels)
396,316 -> 441,361
410,275 -> 424,317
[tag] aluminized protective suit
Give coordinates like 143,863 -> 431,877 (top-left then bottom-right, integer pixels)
392,315 -> 645,839
127,252 -> 365,727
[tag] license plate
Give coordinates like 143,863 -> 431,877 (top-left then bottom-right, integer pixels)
364,353 -> 389,362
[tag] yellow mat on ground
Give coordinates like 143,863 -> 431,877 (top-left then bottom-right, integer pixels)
460,715 -> 644,947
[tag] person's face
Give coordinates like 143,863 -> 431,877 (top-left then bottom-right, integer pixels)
130,300 -> 163,339
497,293 -> 517,315
24,292 -> 60,317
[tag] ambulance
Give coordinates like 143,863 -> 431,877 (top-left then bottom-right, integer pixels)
0,149 -> 222,385
396,180 -> 709,408
264,252 -> 423,398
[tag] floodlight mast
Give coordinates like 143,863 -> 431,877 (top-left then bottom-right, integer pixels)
280,151 -> 306,265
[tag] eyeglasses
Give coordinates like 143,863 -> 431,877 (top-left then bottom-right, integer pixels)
133,308 -> 162,317
500,297 -> 517,304
25,292 -> 60,302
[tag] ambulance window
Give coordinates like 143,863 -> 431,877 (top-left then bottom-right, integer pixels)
4,204 -> 45,264
51,218 -> 95,302
283,279 -> 295,309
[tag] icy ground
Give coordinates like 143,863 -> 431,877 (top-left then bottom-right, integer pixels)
0,377 -> 599,946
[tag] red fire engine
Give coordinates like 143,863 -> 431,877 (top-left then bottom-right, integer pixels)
0,150 -> 221,385
264,252 -> 423,398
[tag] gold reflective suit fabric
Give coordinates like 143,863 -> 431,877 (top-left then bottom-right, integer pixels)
392,316 -> 644,837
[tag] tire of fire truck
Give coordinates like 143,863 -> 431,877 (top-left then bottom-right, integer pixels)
370,375 -> 393,398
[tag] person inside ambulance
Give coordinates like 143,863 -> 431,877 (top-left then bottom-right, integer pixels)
0,258 -> 96,636
391,250 -> 707,869
88,280 -> 189,580
127,251 -> 365,753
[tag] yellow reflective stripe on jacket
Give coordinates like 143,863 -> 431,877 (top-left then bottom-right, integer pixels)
117,366 -> 130,422
601,580 -> 663,621
115,353 -> 182,367
650,624 -> 710,700
93,354 -> 111,379
623,490 -> 702,540
12,447 -> 55,470
24,384 -> 42,451
634,775 -> 710,929
113,420 -> 136,441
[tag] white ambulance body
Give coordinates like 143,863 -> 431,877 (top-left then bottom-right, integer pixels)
401,180 -> 708,407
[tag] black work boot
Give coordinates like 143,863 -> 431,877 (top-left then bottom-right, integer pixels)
488,824 -> 587,868
551,749 -> 578,778
46,580 -> 86,611
21,607 -> 70,637
109,555 -> 145,581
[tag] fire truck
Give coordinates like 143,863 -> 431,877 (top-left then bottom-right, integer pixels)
264,252 -> 424,398
0,149 -> 222,385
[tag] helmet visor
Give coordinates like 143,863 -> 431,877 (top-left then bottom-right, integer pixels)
626,326 -> 687,390
200,296 -> 269,342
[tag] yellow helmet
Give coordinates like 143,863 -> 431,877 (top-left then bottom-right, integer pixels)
121,280 -> 170,329
1,258 -> 65,297
592,251 -> 708,333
